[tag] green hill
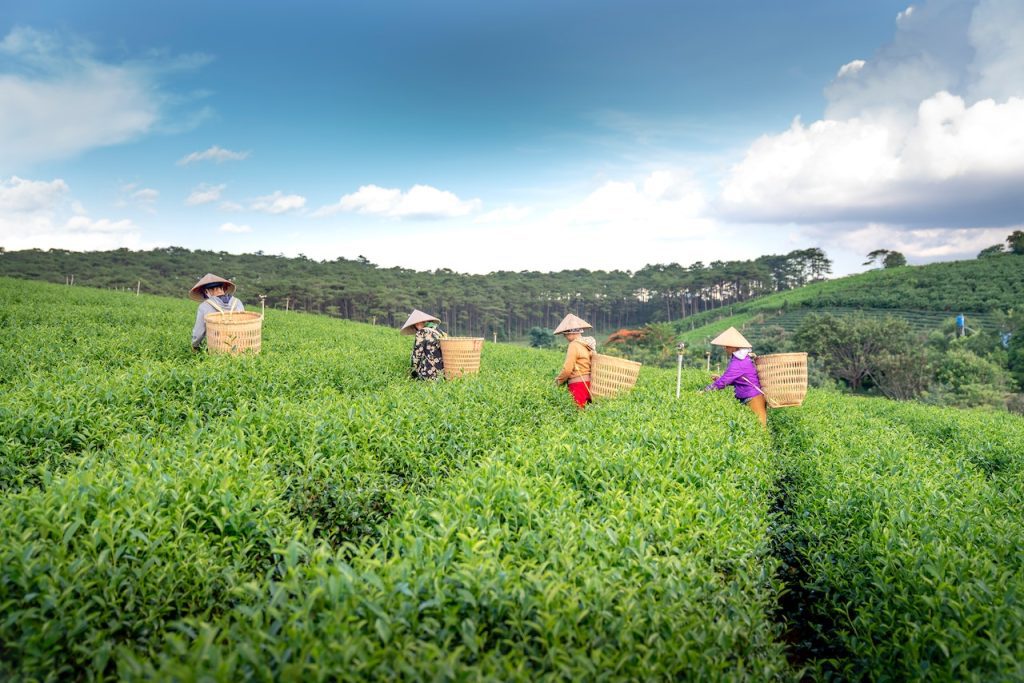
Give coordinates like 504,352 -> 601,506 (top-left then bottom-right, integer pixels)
674,255 -> 1023,349
2,277 -> 1023,680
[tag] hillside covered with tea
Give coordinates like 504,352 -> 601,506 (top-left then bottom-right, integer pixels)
2,277 -> 1022,681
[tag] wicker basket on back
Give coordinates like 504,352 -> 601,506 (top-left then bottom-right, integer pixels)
754,352 -> 807,408
205,311 -> 263,355
589,353 -> 642,399
440,337 -> 484,379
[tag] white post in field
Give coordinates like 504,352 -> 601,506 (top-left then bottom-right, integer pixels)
675,342 -> 685,399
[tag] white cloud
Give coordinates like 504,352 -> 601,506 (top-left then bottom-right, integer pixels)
303,170 -> 729,273
0,27 -> 206,172
219,222 -> 252,233
114,182 -> 158,211
720,0 -> 1024,230
177,145 -> 250,166
806,222 -> 1015,263
837,60 -> 866,78
315,184 -> 481,219
186,183 -> 226,206
720,93 -> 1024,226
555,170 -> 711,240
474,205 -> 533,224
251,191 -> 306,214
0,176 -> 69,212
66,216 -> 136,233
1,175 -> 142,250
132,188 -> 159,202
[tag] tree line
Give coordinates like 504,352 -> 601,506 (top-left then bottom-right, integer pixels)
0,246 -> 831,338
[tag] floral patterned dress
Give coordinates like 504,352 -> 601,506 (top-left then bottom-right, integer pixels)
411,327 -> 445,380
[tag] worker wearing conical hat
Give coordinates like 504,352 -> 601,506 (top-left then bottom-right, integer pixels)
701,326 -> 767,428
401,309 -> 445,380
189,273 -> 244,351
553,313 -> 597,408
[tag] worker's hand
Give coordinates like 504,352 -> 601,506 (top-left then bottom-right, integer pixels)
710,374 -> 720,381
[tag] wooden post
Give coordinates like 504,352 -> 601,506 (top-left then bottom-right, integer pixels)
285,296 -> 290,312
136,281 -> 141,296
259,294 -> 266,317
493,332 -> 497,343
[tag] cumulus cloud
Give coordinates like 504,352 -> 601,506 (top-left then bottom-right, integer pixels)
177,145 -> 250,166
0,27 -> 207,172
132,188 -> 159,202
803,221 -> 1016,263
315,184 -> 481,219
555,170 -> 711,238
836,60 -> 866,78
304,171 -> 729,273
219,222 -> 252,233
719,0 -> 1024,229
186,183 -> 226,206
1,175 -> 142,250
0,176 -> 68,213
113,182 -> 159,211
474,205 -> 533,224
251,191 -> 305,214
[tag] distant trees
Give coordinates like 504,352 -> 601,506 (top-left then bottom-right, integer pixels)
528,327 -> 555,348
978,244 -> 1006,258
0,245 -> 834,337
863,249 -> 907,268
794,313 -> 913,392
1007,230 -> 1024,255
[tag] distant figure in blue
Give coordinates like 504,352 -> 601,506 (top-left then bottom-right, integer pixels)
956,313 -> 965,338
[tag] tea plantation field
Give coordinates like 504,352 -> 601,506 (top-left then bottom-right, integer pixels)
1,276 -> 1022,681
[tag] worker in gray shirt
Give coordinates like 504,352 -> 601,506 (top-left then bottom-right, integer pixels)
189,273 -> 245,351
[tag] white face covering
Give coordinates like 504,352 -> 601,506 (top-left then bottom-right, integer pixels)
733,348 -> 751,360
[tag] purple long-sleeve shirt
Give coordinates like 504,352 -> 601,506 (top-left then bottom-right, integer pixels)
705,355 -> 763,400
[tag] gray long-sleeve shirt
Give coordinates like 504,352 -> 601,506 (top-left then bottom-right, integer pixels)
192,296 -> 244,348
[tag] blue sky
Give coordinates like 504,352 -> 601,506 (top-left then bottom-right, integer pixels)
2,0 -> 1023,275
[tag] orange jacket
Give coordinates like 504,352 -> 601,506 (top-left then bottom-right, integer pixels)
556,339 -> 594,384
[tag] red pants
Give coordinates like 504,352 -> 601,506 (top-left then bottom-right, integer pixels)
568,381 -> 592,408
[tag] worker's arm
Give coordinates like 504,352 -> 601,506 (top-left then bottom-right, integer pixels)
555,344 -> 581,384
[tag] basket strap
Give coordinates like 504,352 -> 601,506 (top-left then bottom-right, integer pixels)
205,297 -> 240,314
738,375 -> 767,397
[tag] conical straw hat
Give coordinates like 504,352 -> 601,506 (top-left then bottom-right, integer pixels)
709,326 -> 751,348
188,273 -> 236,301
553,313 -> 593,335
400,309 -> 441,335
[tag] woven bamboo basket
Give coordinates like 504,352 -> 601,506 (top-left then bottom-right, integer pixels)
589,353 -> 642,398
204,311 -> 263,355
754,352 -> 807,408
440,337 -> 483,379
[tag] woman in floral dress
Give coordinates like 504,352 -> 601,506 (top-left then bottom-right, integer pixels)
401,309 -> 445,380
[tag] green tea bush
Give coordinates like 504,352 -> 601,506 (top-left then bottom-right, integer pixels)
5,276 -> 1023,681
772,393 -> 1024,680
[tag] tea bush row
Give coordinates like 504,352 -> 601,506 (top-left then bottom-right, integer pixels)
772,392 -> 1024,681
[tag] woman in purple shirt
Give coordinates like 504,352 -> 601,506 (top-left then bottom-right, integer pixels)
702,327 -> 767,428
